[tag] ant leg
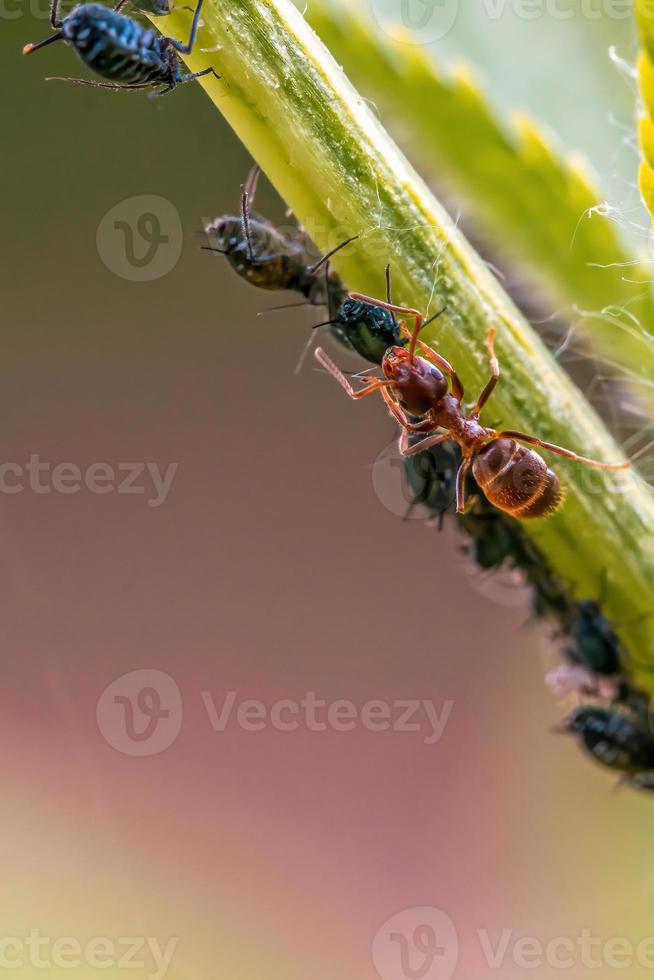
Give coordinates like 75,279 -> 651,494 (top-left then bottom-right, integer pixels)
455,458 -> 472,513
471,326 -> 499,418
409,333 -> 465,402
380,387 -> 434,433
494,430 -> 630,471
168,0 -> 205,52
398,429 -> 451,457
315,347 -> 394,400
158,67 -> 217,97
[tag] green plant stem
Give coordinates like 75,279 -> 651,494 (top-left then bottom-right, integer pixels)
155,0 -> 654,686
307,3 -> 654,390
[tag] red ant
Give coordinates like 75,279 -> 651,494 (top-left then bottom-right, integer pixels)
315,294 -> 629,519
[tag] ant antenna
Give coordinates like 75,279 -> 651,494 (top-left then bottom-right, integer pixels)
309,235 -> 359,275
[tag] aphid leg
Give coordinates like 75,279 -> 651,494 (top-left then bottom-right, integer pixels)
46,76 -> 154,90
494,430 -> 630,471
409,334 -> 465,403
455,458 -> 472,513
167,0 -> 205,52
315,347 -> 394,399
164,66 -> 218,94
50,0 -> 63,28
471,326 -> 499,418
398,430 -> 450,457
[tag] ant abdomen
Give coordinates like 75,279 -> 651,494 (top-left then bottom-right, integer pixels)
472,438 -> 563,519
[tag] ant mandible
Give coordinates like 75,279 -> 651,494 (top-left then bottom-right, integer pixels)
315,293 -> 629,519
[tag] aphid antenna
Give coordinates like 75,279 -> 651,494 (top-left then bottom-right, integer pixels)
257,301 -> 311,315
311,318 -> 340,331
423,307 -> 447,329
200,245 -> 229,255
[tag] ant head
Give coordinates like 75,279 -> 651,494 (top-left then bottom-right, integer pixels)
382,347 -> 448,416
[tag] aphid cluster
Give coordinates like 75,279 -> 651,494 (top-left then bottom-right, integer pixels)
201,170 -> 406,365
202,182 -> 641,791
23,0 -> 216,95
402,440 -> 652,790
